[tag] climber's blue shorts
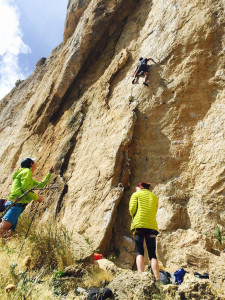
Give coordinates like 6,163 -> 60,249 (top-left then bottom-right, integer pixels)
3,201 -> 26,231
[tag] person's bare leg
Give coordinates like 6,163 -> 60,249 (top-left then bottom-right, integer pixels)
144,72 -> 148,83
136,255 -> 145,272
151,258 -> 160,280
0,220 -> 13,237
132,71 -> 138,84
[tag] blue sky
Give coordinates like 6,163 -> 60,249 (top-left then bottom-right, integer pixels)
0,0 -> 68,99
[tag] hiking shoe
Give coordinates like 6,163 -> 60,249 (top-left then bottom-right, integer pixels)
132,78 -> 136,84
194,272 -> 209,279
143,82 -> 149,87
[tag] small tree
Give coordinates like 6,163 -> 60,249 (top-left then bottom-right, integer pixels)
15,79 -> 23,87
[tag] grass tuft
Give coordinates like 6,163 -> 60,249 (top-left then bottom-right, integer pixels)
27,222 -> 74,271
0,213 -> 76,299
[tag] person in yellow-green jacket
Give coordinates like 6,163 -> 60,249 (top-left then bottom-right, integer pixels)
0,157 -> 55,237
129,182 -> 160,281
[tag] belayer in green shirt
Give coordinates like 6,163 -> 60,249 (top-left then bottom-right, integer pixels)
0,157 -> 55,237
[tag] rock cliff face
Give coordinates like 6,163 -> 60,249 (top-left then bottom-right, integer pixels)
0,0 -> 224,293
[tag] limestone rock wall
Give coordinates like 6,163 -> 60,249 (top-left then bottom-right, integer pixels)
0,0 -> 224,289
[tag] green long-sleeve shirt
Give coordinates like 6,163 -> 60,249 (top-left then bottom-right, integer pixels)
8,168 -> 51,204
129,189 -> 158,231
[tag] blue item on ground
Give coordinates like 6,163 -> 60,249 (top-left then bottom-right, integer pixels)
174,268 -> 187,284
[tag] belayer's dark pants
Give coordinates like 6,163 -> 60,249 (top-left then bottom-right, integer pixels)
134,228 -> 158,260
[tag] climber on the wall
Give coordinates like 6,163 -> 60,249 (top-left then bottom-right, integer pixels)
132,57 -> 157,86
0,157 -> 55,237
129,182 -> 160,281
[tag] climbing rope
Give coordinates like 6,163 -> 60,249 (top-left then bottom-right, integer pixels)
17,203 -> 40,260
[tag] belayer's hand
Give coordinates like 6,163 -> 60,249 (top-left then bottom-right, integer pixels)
49,166 -> 55,174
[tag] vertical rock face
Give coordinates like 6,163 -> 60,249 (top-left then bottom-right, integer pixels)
0,0 -> 224,288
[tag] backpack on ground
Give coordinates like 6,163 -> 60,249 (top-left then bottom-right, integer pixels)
159,270 -> 171,285
0,199 -> 6,212
86,287 -> 113,300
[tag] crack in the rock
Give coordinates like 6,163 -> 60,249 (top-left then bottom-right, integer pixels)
55,184 -> 69,217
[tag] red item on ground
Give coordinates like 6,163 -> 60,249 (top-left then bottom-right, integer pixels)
94,253 -> 103,260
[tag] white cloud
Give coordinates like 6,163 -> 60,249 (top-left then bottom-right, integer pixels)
0,0 -> 31,99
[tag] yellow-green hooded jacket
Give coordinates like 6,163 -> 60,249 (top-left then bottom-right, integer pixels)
129,189 -> 158,231
8,168 -> 51,204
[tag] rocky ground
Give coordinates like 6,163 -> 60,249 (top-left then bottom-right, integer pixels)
0,0 -> 224,298
4,257 -> 223,300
